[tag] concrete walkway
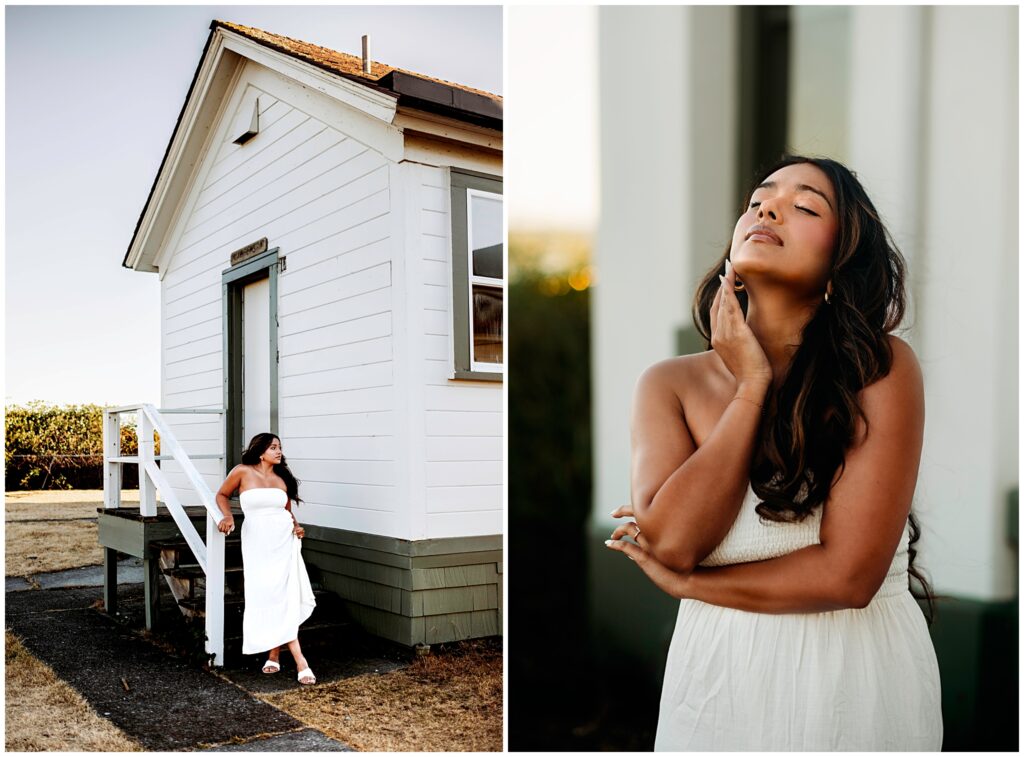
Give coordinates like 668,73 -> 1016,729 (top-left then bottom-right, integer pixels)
5,563 -> 354,752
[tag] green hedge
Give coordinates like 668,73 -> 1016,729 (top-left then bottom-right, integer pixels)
4,402 -> 158,490
508,272 -> 592,527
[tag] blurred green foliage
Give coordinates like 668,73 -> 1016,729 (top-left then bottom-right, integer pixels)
5,402 -> 159,490
509,272 -> 591,527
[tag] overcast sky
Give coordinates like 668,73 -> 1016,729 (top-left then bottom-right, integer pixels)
4,4 -> 502,407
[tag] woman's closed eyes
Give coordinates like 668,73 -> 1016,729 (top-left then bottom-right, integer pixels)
748,200 -> 818,216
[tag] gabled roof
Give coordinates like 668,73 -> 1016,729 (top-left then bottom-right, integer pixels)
213,20 -> 502,124
123,20 -> 501,272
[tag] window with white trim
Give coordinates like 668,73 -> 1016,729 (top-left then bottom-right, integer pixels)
450,170 -> 503,381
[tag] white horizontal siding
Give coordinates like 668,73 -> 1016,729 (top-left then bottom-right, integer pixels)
279,266 -> 390,330
178,140 -> 375,259
426,510 -> 502,536
294,502 -> 397,537
189,124 -> 341,229
158,69 -> 399,531
407,165 -> 503,539
169,159 -> 388,285
205,106 -> 310,186
249,78 -> 398,544
296,481 -> 393,511
291,460 -> 394,486
278,335 -> 391,377
282,386 -> 392,417
425,436 -> 501,462
282,435 -> 394,461
156,407 -> 225,510
280,231 -> 390,292
280,311 -> 391,356
279,361 -> 391,398
425,410 -> 501,437
164,351 -> 221,381
426,484 -> 502,512
154,65 -> 504,541
278,410 -> 393,438
426,461 -> 502,488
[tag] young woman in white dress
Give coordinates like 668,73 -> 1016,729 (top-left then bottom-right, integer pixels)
605,156 -> 942,750
216,433 -> 317,685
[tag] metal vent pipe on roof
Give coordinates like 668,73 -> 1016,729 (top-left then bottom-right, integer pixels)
361,35 -> 371,74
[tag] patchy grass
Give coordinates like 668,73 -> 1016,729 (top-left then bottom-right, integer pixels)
5,520 -> 104,577
5,630 -> 143,752
5,488 -> 139,521
5,489 -> 505,751
257,639 -> 503,752
4,490 -> 140,577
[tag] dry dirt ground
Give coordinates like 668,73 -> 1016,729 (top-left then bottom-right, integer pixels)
5,630 -> 144,752
5,489 -> 138,577
258,638 -> 503,752
5,490 -> 504,752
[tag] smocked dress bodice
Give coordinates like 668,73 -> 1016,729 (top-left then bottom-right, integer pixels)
698,481 -> 913,603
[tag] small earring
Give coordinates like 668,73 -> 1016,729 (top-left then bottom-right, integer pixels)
824,284 -> 833,304
733,279 -> 745,292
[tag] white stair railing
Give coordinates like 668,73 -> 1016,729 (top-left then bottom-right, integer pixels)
103,404 -> 228,667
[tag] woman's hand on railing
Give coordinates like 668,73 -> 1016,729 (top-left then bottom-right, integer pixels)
217,514 -> 235,535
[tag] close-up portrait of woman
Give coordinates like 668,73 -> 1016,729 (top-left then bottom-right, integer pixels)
605,154 -> 941,750
508,4 -> 1015,752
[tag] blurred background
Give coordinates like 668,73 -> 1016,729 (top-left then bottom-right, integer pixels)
508,5 -> 1018,751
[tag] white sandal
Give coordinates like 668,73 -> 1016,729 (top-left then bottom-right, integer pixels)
262,659 -> 281,674
297,666 -> 316,685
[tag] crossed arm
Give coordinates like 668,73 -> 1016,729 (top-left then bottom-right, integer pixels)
610,337 -> 925,613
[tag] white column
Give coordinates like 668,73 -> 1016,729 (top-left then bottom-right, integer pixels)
847,6 -> 928,286
912,6 -> 1018,601
138,411 -> 156,516
205,514 -> 225,667
592,7 -> 738,528
103,410 -> 121,509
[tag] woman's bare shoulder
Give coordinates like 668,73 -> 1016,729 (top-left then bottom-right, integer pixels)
868,334 -> 922,392
636,351 -> 721,395
225,464 -> 251,483
885,333 -> 920,367
851,334 -> 924,443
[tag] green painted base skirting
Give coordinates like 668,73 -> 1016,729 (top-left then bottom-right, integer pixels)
302,525 -> 503,647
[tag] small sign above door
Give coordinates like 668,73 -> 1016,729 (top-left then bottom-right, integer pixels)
230,237 -> 269,266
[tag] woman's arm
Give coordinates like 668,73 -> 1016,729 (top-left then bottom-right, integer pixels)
285,500 -> 305,538
211,465 -> 243,528
631,264 -> 774,572
612,335 -> 925,613
630,363 -> 769,572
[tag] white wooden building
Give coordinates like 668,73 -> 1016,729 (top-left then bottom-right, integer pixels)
121,20 -> 503,646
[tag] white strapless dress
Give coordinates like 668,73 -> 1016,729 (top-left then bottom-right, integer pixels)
239,488 -> 316,655
654,481 -> 943,751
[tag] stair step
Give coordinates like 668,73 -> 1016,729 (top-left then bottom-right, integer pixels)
152,538 -> 243,570
177,588 -> 336,615
178,594 -> 245,612
223,619 -> 353,644
151,537 -> 242,550
162,564 -> 245,580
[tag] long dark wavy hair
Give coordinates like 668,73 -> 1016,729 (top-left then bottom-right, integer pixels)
693,154 -> 937,624
241,433 -> 303,506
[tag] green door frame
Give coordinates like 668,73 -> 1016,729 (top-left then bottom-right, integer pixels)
222,247 -> 280,469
